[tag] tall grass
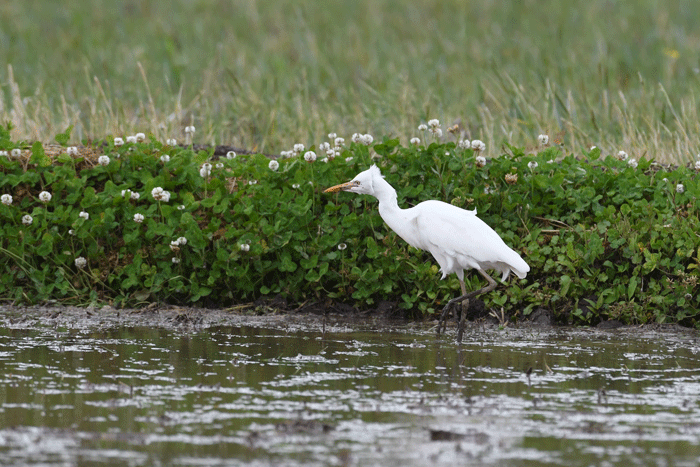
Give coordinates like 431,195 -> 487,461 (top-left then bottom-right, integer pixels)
2,0 -> 700,163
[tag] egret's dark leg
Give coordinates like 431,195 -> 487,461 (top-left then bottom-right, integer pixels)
437,269 -> 498,342
450,280 -> 468,336
438,280 -> 467,337
456,299 -> 469,343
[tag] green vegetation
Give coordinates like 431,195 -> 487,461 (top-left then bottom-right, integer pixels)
1,123 -> 698,326
1,1 -> 699,325
1,0 -> 700,162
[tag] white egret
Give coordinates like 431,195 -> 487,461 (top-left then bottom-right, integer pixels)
324,165 -> 529,341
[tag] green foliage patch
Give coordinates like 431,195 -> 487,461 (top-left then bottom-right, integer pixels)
1,124 -> 699,326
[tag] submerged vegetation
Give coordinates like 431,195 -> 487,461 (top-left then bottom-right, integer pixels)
1,122 -> 698,326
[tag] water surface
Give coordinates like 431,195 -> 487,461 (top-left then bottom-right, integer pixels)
0,307 -> 699,466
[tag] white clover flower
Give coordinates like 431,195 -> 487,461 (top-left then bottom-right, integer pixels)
338,243 -> 347,250
538,134 -> 549,146
177,237 -> 187,245
22,214 -> 33,225
434,128 -> 443,138
114,137 -> 124,146
418,123 -> 428,131
126,135 -> 137,144
590,145 -> 597,151
475,155 -> 486,167
428,119 -> 440,130
136,132 -> 146,142
458,139 -> 470,149
39,191 -> 52,203
226,151 -> 237,159
177,205 -> 185,210
199,162 -> 212,178
293,143 -> 305,155
328,132 -> 337,140
676,183 -> 685,193
69,229 -> 75,235
628,158 -> 638,168
292,183 -> 300,189
79,211 -> 89,220
321,157 -> 329,163
172,257 -> 181,264
185,125 -> 195,134
361,134 -> 374,146
617,150 -> 628,161
160,154 -> 170,163
304,151 -> 317,163
170,240 -> 180,252
547,159 -> 554,164
319,142 -> 331,152
151,187 -> 171,202
351,133 -> 362,143
280,150 -> 293,158
75,256 -> 87,269
98,155 -> 110,166
483,185 -> 496,195
67,146 -> 78,156
345,157 -> 354,163
410,137 -> 420,145
1,194 -> 12,205
528,161 -> 538,170
471,140 -> 486,151
268,160 -> 280,171
11,148 -> 21,159
133,213 -> 145,223
334,137 -> 345,147
131,191 -> 140,200
240,243 -> 250,252
0,150 -> 8,157
695,160 -> 700,170
167,138 -> 177,146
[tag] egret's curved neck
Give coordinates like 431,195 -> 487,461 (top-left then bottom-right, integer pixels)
372,176 -> 399,210
373,177 -> 418,246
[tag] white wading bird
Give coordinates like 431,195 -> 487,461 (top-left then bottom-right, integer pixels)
324,165 -> 529,342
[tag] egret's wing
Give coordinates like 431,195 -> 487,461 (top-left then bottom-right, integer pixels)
411,200 -> 529,278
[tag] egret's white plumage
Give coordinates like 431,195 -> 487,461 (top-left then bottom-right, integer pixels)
324,165 -> 530,341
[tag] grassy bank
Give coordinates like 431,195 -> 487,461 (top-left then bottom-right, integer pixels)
2,0 -> 700,162
1,124 -> 698,326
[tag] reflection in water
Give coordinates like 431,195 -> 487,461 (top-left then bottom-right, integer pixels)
0,313 -> 699,466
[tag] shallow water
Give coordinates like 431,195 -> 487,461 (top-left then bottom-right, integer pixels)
1,308 -> 699,466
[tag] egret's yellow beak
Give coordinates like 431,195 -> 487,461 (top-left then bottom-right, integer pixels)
323,181 -> 355,193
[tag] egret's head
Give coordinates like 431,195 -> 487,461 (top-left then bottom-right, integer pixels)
323,165 -> 383,196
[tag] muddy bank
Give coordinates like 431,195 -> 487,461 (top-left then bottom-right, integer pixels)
0,304 -> 696,339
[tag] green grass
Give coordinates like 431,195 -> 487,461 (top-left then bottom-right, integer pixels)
2,0 -> 700,163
